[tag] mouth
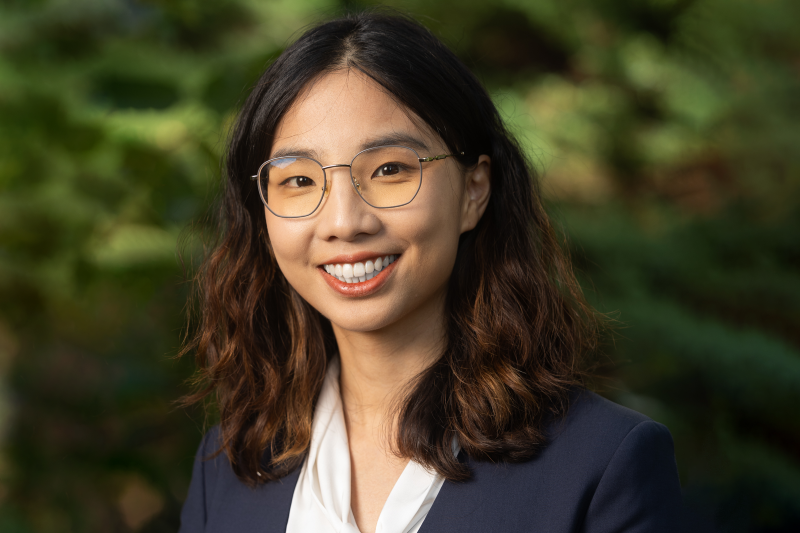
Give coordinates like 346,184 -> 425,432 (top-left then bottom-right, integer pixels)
321,254 -> 399,284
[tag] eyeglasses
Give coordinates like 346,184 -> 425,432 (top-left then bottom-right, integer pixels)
250,145 -> 463,218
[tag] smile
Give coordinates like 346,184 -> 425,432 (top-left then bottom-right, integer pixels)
322,255 -> 398,283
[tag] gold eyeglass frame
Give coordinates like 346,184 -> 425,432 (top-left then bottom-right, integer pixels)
250,145 -> 463,218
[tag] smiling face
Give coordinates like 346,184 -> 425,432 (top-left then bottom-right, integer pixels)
264,70 -> 489,337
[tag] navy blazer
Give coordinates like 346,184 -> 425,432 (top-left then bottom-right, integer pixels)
179,390 -> 684,532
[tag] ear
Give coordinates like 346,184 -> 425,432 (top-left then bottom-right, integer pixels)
460,155 -> 491,234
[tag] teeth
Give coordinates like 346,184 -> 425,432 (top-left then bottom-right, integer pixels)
322,255 -> 397,284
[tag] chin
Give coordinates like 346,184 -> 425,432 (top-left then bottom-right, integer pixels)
322,307 -> 400,334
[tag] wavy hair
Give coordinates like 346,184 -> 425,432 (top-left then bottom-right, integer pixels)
181,11 -> 602,486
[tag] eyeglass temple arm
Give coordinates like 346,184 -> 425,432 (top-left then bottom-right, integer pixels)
419,151 -> 464,163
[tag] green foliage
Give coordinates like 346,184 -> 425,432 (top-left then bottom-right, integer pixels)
0,0 -> 798,531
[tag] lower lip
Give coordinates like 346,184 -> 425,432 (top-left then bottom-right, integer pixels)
320,258 -> 399,297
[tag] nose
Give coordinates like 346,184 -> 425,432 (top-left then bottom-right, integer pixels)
316,166 -> 380,241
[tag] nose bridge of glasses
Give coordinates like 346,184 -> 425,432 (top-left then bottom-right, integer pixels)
321,163 -> 359,196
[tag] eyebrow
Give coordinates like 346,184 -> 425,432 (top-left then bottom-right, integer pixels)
269,132 -> 432,161
360,133 -> 430,153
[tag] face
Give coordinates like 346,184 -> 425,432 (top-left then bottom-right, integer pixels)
264,70 -> 489,336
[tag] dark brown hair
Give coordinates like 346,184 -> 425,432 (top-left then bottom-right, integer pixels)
182,11 -> 602,485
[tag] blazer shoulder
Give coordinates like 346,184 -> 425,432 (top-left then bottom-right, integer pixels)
181,425 -> 303,533
535,389 -> 675,488
422,391 -> 682,533
179,425 -> 224,532
551,389 -> 655,447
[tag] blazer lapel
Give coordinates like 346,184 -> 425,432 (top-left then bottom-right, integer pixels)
205,462 -> 301,533
260,467 -> 302,533
417,454 -> 485,533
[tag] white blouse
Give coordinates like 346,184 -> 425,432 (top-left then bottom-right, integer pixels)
285,359 -> 451,533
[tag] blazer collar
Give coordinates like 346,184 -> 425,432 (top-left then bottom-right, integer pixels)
252,453 -> 475,533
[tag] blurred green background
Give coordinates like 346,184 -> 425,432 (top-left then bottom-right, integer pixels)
1,0 -> 798,531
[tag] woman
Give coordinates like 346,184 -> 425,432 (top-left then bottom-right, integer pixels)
179,12 -> 683,533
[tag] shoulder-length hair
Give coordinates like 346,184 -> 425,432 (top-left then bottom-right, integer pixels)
182,11 -> 601,486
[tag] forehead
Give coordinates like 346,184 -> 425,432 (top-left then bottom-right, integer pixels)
271,70 -> 439,159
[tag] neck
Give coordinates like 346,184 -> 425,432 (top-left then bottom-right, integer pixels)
333,293 -> 446,440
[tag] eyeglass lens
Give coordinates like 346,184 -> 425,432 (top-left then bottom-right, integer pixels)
257,146 -> 422,218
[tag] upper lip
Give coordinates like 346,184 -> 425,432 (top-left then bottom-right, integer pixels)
318,251 -> 399,266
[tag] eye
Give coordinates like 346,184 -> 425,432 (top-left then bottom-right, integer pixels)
374,163 -> 403,177
280,175 -> 316,188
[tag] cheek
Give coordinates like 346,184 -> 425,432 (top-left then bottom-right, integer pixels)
403,175 -> 465,277
264,211 -> 312,270
420,170 -> 465,238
